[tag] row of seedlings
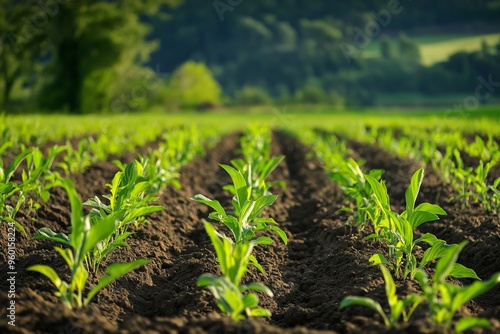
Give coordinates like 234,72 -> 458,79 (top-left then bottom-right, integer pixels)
305,130 -> 500,332
28,127 -> 213,308
341,168 -> 500,332
192,124 -> 288,320
373,128 -> 500,213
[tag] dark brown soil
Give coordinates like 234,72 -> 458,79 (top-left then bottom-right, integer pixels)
1,132 -> 499,334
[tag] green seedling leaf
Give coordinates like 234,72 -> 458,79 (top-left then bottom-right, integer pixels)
124,205 -> 164,222
242,293 -> 259,308
405,168 -> 424,214
455,317 -> 490,332
85,259 -> 150,305
3,217 -> 26,234
451,273 -> 500,313
414,203 -> 446,215
33,228 -> 70,245
82,215 -> 117,256
247,308 -> 271,317
192,194 -> 226,216
340,296 -> 390,327
418,239 -> 450,269
249,255 -> 265,274
369,254 -> 391,267
251,195 -> 277,218
269,226 -> 288,245
365,174 -> 390,210
220,164 -> 249,209
40,190 -> 50,203
415,233 -> 440,246
254,236 -> 273,245
197,273 -> 219,288
260,156 -> 285,181
241,282 -> 274,297
435,242 -> 467,282
449,263 -> 480,280
27,265 -> 64,291
408,211 -> 440,228
4,150 -> 31,182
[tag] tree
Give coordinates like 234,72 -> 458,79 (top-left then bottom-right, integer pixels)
37,0 -> 181,113
163,61 -> 222,109
398,33 -> 421,63
0,0 -> 48,108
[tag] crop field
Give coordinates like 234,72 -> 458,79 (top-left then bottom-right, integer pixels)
1,110 -> 500,333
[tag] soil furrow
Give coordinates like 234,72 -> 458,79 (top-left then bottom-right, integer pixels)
348,140 -> 500,315
1,132 -> 499,334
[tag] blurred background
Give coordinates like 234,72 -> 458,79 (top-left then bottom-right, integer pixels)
1,0 -> 500,114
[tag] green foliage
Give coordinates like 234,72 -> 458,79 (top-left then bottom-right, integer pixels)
193,124 -> 287,245
0,146 -> 64,233
28,179 -> 149,308
115,127 -> 206,194
197,222 -> 273,321
57,138 -> 94,175
34,0 -> 179,113
233,86 -> 273,106
0,150 -> 31,233
365,168 -> 478,280
192,163 -> 287,246
373,129 -> 500,213
340,265 -> 422,327
163,61 -> 222,109
415,242 -> 500,332
295,84 -> 327,104
82,162 -> 163,271
304,131 -> 382,230
35,161 -> 163,273
331,158 -> 383,230
21,146 -> 65,210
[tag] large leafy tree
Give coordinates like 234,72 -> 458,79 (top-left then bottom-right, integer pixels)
37,0 -> 181,113
0,0 -> 48,108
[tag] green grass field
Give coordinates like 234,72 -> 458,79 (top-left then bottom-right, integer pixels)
5,106 -> 500,141
362,32 -> 500,65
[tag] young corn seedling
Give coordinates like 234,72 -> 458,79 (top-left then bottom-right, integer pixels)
340,265 -> 423,328
82,161 -> 163,271
114,155 -> 181,195
238,123 -> 274,163
302,131 -> 381,230
192,164 -> 287,246
20,146 -> 65,212
28,179 -> 149,309
489,176 -> 500,213
366,168 -> 477,280
228,125 -> 285,200
330,158 -> 383,230
114,127 -> 207,194
57,138 -> 95,175
224,156 -> 285,201
0,150 -> 31,233
35,161 -> 163,272
415,242 -> 500,333
197,222 -> 273,321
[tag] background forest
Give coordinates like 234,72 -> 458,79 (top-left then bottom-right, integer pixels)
2,0 -> 500,113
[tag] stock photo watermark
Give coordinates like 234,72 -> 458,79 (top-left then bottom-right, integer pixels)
444,74 -> 499,118
213,0 -> 243,22
6,221 -> 17,326
4,0 -> 71,54
270,105 -> 296,129
340,0 -> 409,64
